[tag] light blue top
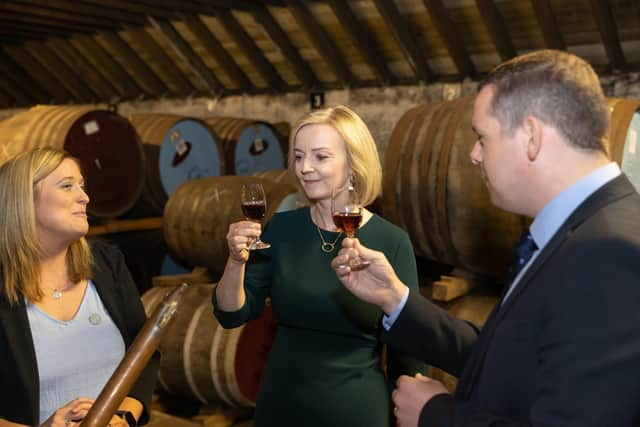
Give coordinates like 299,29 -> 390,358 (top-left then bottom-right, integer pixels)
26,280 -> 125,424
385,162 -> 622,327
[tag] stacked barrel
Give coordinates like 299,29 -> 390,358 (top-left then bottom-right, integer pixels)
0,105 -> 144,218
141,283 -> 277,408
382,96 -> 640,278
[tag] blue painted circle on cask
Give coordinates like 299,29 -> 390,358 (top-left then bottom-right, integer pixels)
233,124 -> 285,175
160,254 -> 192,276
159,119 -> 223,195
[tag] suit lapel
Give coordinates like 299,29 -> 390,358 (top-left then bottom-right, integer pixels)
499,175 -> 635,317
456,175 -> 636,400
0,294 -> 39,420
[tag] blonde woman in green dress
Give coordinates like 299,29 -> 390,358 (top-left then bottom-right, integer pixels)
213,105 -> 423,426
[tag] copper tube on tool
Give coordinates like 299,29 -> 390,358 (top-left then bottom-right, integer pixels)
81,282 -> 188,427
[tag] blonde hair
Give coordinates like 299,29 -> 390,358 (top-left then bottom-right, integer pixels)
0,147 -> 92,305
288,105 -> 382,207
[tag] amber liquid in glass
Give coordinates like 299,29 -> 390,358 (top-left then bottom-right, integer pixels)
332,212 -> 363,237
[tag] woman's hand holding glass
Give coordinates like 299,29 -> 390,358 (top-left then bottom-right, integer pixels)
241,183 -> 270,250
226,220 -> 264,264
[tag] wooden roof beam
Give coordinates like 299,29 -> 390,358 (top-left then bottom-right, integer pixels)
327,0 -> 394,85
372,0 -> 433,82
47,38 -> 121,101
0,49 -> 51,102
0,21 -> 77,39
182,14 -> 254,93
421,0 -> 476,78
289,1 -> 355,87
16,0 -> 146,26
252,3 -> 318,90
125,25 -> 197,95
475,0 -> 517,61
98,30 -> 170,96
0,11 -> 102,33
76,0 -> 177,19
217,9 -> 287,92
0,83 -> 16,107
121,0 -> 255,14
1,2 -> 120,31
0,68 -> 36,106
531,0 -> 565,50
589,0 -> 626,70
71,34 -> 144,100
188,0 -> 269,11
148,16 -> 224,96
24,41 -> 99,102
2,45 -> 73,102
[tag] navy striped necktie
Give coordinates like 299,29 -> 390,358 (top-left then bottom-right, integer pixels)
508,230 -> 538,283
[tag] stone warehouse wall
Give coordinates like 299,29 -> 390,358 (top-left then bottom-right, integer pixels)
1,73 -> 639,163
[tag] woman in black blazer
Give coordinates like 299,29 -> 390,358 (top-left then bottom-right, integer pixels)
0,147 -> 158,427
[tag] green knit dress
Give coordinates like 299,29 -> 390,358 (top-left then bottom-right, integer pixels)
212,207 -> 423,427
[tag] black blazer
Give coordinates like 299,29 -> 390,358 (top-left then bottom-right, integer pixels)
383,175 -> 640,426
0,240 -> 159,426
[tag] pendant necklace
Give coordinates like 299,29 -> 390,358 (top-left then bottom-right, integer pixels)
50,282 -> 75,300
316,226 -> 342,253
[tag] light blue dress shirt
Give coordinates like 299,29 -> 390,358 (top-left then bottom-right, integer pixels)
384,162 -> 621,328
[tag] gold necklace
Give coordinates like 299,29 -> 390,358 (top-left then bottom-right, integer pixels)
316,226 -> 342,253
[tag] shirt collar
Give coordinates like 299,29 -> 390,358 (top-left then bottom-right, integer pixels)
529,162 -> 621,249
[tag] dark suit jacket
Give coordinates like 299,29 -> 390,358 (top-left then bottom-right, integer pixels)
383,175 -> 640,426
0,240 -> 159,426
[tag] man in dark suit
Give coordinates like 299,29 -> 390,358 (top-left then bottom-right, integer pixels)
332,49 -> 640,426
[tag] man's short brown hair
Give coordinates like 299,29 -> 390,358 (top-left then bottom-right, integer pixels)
480,49 -> 609,154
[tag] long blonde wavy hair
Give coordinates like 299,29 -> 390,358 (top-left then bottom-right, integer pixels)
0,147 -> 92,305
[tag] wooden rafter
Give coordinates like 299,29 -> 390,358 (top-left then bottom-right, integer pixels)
0,68 -> 35,106
0,11 -> 102,34
327,0 -> 394,84
0,22 -> 73,39
98,31 -> 169,96
289,2 -> 354,86
76,0 -> 177,19
174,0 -> 263,11
47,38 -> 120,101
2,45 -> 72,102
148,16 -> 224,96
125,25 -> 196,95
16,0 -> 145,26
24,41 -> 98,102
531,0 -> 565,50
372,0 -> 432,82
0,83 -> 15,106
1,2 -> 119,31
421,0 -> 476,78
182,14 -> 254,93
475,0 -> 516,61
217,9 -> 287,91
70,34 -> 144,100
0,49 -> 51,102
252,3 -> 318,89
589,0 -> 625,69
